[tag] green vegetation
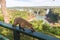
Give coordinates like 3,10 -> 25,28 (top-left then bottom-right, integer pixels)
0,8 -> 60,40
50,8 -> 60,23
0,9 -> 4,21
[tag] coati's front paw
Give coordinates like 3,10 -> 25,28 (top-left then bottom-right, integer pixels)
31,29 -> 35,33
12,25 -> 15,27
19,27 -> 25,31
22,28 -> 25,31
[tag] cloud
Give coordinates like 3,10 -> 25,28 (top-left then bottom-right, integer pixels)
14,0 -> 30,2
6,0 -> 34,7
6,0 -> 60,7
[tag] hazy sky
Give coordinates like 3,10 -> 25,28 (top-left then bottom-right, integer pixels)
2,0 -> 60,7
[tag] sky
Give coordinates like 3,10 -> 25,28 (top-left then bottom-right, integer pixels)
0,0 -> 60,7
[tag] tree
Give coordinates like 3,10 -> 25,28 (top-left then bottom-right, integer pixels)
0,0 -> 10,23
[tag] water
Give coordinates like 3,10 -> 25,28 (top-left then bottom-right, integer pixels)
35,8 -> 50,24
36,15 -> 46,20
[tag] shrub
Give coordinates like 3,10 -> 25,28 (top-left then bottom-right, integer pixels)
0,14 -> 4,21
42,23 -> 50,31
49,27 -> 60,36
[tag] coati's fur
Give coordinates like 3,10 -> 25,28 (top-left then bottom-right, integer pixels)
12,17 -> 35,32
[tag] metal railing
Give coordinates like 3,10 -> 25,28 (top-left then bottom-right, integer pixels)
0,21 -> 60,40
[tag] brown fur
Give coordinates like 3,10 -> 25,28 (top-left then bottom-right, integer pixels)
12,17 -> 35,32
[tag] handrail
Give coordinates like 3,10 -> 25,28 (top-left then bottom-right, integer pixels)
0,21 -> 60,40
0,35 -> 9,40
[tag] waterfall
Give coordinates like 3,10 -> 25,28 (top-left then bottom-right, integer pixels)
46,8 -> 50,14
33,9 -> 50,24
41,8 -> 50,24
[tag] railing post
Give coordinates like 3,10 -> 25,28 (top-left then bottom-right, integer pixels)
13,26 -> 20,40
13,30 -> 20,40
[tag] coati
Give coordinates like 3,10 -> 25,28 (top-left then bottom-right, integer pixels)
12,17 -> 35,32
